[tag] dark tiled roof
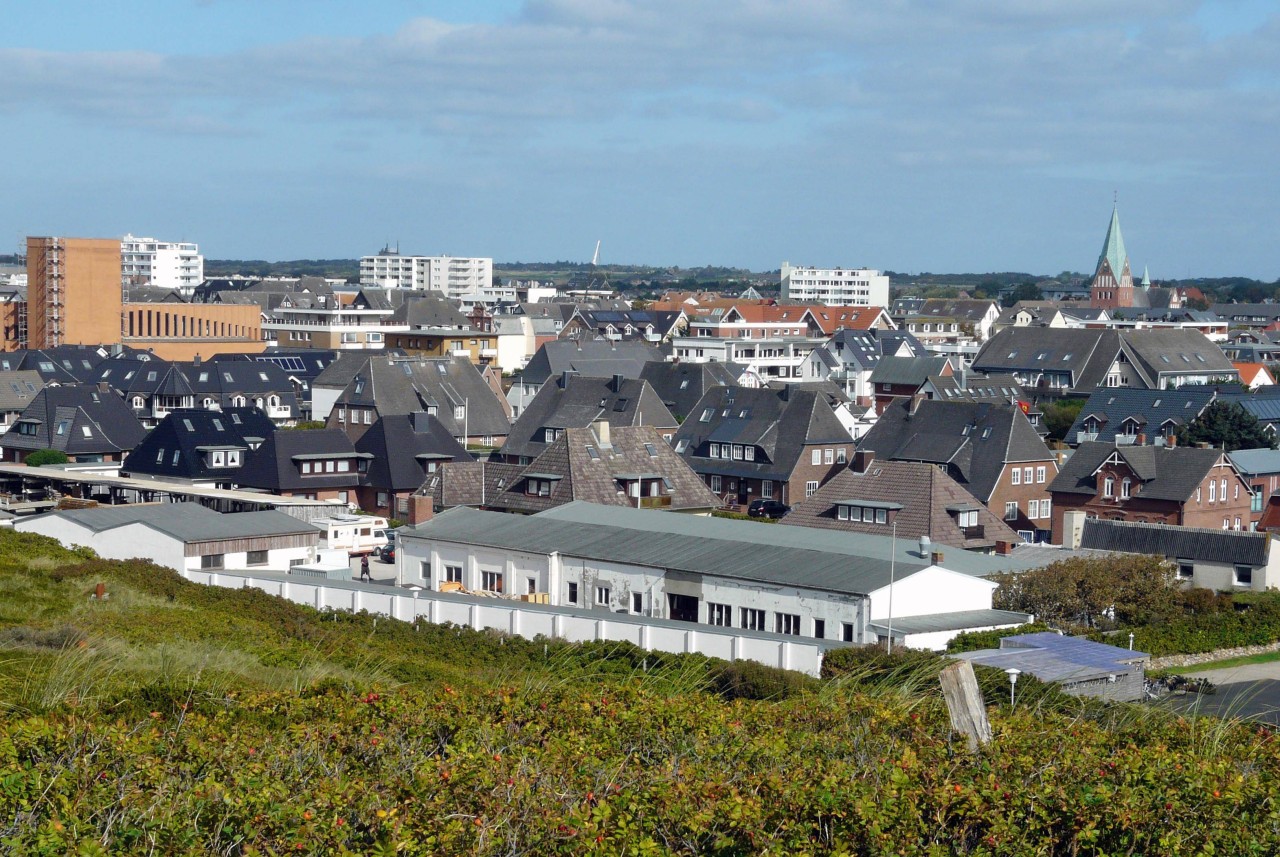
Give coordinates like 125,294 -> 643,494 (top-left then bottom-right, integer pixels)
1048,441 -> 1225,502
638,361 -> 744,421
500,376 -> 676,461
858,399 -> 1053,502
518,340 -> 663,386
972,328 -> 1122,389
780,459 -> 1018,549
868,355 -> 951,386
908,299 -> 997,322
423,460 -> 526,509
0,371 -> 45,414
1079,518 -> 1268,566
3,385 -> 147,455
1068,387 -> 1218,444
122,407 -> 275,481
236,429 -> 363,492
491,425 -> 719,514
354,413 -> 470,492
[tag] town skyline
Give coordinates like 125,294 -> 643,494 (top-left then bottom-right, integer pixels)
3,1 -> 1278,279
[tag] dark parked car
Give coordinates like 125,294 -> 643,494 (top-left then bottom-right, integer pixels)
747,499 -> 790,519
376,530 -> 398,563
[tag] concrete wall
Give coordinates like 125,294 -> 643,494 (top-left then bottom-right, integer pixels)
866,565 -> 996,622
185,568 -> 834,676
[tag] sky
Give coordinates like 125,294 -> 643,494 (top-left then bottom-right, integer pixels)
2,1 -> 1278,279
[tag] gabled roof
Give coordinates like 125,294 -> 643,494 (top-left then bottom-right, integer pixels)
1048,441 -> 1228,502
858,399 -> 1054,501
868,355 -> 951,386
780,459 -> 1019,549
422,461 -> 526,509
638,361 -> 745,422
1079,518 -> 1268,567
236,428 -> 364,492
0,370 -> 45,413
671,385 -> 851,481
122,407 -> 275,481
1228,447 -> 1280,477
518,340 -> 664,386
907,299 -> 998,322
972,328 -> 1122,388
26,503 -> 318,542
500,376 -> 676,461
3,385 -> 147,455
1067,387 -> 1217,444
0,346 -> 117,384
354,412 -> 470,492
489,425 -> 720,514
824,328 -> 928,372
394,293 -> 471,329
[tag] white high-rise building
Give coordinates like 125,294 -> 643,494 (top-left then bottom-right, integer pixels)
360,249 -> 493,299
121,234 -> 204,293
780,262 -> 889,307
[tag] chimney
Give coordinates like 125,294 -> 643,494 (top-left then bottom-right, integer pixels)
995,540 -> 1013,556
1166,433 -> 1177,448
97,381 -> 110,393
1062,509 -> 1088,549
853,449 -> 875,473
592,419 -> 611,448
931,550 -> 945,565
611,373 -> 625,393
779,384 -> 791,402
908,393 -> 925,416
409,410 -> 430,433
407,494 -> 434,526
1136,432 -> 1146,446
193,354 -> 201,366
560,370 -> 573,389
1196,442 -> 1211,449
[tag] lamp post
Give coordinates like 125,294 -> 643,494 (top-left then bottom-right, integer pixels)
1128,632 -> 1135,651
885,519 -> 897,655
1006,668 -> 1021,708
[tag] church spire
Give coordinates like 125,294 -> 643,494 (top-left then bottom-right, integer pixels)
1141,266 -> 1151,288
1096,205 -> 1129,284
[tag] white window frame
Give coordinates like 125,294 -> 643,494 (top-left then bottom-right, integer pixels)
1011,468 -> 1021,485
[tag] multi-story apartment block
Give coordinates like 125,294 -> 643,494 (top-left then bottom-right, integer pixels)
359,249 -> 493,299
780,263 -> 889,307
121,234 -> 204,293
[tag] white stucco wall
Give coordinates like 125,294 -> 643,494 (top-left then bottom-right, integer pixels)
866,565 -> 998,622
16,518 -> 186,570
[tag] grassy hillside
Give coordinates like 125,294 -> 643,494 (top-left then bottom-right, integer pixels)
3,530 -> 1280,854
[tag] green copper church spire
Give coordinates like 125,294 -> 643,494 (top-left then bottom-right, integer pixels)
1096,205 -> 1129,282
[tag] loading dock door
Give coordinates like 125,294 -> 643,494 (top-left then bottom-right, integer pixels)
667,593 -> 700,623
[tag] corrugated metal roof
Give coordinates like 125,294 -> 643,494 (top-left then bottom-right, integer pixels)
30,503 -> 318,541
1080,518 -> 1268,566
1228,448 -> 1280,476
869,608 -> 1031,635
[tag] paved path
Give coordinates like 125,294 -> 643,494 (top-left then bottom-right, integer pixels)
1164,661 -> 1280,724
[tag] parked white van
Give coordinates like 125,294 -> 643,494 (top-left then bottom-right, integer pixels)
311,515 -> 390,556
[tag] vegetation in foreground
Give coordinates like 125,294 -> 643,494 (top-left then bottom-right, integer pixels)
2,531 -> 1280,854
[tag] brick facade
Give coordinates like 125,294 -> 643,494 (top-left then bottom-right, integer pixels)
989,460 -> 1059,537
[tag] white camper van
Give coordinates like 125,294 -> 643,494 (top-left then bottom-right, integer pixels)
311,515 -> 390,556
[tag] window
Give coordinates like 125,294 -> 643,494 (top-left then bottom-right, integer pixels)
246,550 -> 268,566
744,446 -> 755,461
813,619 -> 825,639
761,480 -> 773,499
1036,466 -> 1046,483
1120,478 -> 1131,499
1023,467 -> 1033,483
200,554 -> 224,569
1103,477 -> 1114,497
1178,562 -> 1194,581
1028,499 -> 1040,519
567,582 -> 578,604
1222,478 -> 1228,501
740,607 -> 766,631
710,475 -> 722,493
1004,501 -> 1019,520
1235,565 -> 1253,587
700,408 -> 713,422
595,586 -> 611,606
806,481 -> 819,498
842,622 -> 855,643
824,448 -> 834,465
708,602 -> 732,627
544,428 -> 560,443
481,571 -> 503,593
709,442 -> 720,458
837,505 -> 850,521
775,613 -> 801,635
1041,499 -> 1050,520
811,449 -> 821,465
836,448 -> 846,464
1209,480 -> 1216,502
1011,468 -> 1021,485
1253,490 -> 1264,513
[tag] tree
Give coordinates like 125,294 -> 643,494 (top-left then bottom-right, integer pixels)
992,554 -> 1178,629
25,449 -> 69,467
1177,400 -> 1276,452
1041,398 -> 1085,443
1001,281 -> 1044,307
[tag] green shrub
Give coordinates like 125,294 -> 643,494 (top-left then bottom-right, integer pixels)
23,449 -> 69,467
946,622 -> 1051,653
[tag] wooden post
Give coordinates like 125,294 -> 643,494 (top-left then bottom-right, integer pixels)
939,660 -> 991,752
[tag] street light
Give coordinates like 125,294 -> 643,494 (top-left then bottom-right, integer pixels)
1006,668 -> 1021,707
1128,632 -> 1135,651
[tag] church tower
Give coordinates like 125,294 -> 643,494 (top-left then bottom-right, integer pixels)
1089,205 -> 1134,309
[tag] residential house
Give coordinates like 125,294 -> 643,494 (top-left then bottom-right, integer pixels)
867,355 -> 952,414
0,370 -> 45,438
1226,448 -> 1280,527
353,411 -> 471,519
14,503 -> 319,574
1047,441 -> 1252,543
221,348 -> 341,421
972,328 -> 1238,395
992,301 -> 1080,334
234,428 -> 366,505
1234,363 -> 1276,390
670,385 -> 852,508
559,308 -> 685,343
496,374 -> 676,464
120,407 -> 275,487
318,355 -> 511,446
638,361 -> 745,423
800,328 -> 928,405
1221,330 -> 1280,364
779,450 -> 1020,552
506,339 -> 663,418
898,299 -> 1000,343
1209,304 -> 1280,329
2,384 -> 147,464
472,423 -> 720,515
1067,387 -> 1218,447
858,397 -> 1059,540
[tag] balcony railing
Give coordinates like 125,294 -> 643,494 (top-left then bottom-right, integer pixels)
636,496 -> 672,509
961,524 -> 986,540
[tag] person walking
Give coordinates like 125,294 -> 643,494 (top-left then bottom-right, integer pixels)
360,555 -> 371,581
